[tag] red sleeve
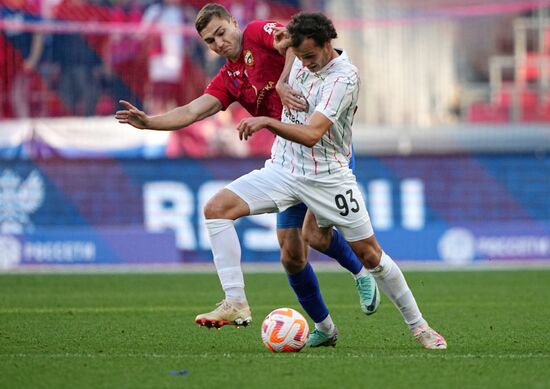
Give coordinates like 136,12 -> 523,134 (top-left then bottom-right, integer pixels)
204,70 -> 234,110
244,20 -> 284,52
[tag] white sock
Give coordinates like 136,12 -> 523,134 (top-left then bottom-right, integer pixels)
205,219 -> 247,304
352,266 -> 369,280
225,287 -> 247,303
315,314 -> 336,335
370,252 -> 426,330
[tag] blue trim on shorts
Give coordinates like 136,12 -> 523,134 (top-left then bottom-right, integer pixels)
277,203 -> 308,229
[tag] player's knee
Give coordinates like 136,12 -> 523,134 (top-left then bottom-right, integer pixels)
359,241 -> 383,269
203,197 -> 232,220
302,227 -> 331,252
280,247 -> 307,275
281,257 -> 307,274
204,190 -> 248,220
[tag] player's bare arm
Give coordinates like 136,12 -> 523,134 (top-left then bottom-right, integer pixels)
276,50 -> 307,112
273,28 -> 307,112
238,111 -> 332,147
116,94 -> 223,131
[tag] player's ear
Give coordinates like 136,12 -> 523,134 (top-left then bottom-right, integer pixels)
230,17 -> 238,27
323,41 -> 333,55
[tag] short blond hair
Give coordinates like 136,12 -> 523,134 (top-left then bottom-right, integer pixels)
195,3 -> 232,33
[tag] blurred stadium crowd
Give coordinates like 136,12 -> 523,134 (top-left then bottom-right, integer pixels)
0,0 -> 326,157
1,0 -> 550,158
0,0 -> 314,119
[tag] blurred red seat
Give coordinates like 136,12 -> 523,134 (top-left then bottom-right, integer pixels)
468,102 -> 509,123
520,53 -> 550,81
496,88 -> 538,109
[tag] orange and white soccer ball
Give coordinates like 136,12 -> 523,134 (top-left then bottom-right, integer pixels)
261,308 -> 309,353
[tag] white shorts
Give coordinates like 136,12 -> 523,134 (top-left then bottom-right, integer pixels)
226,164 -> 374,241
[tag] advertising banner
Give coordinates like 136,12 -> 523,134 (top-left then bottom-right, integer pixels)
1,155 -> 549,268
0,228 -> 178,269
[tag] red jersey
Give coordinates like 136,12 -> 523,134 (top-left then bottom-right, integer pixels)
204,20 -> 285,120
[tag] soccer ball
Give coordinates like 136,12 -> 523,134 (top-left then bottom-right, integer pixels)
261,308 -> 309,353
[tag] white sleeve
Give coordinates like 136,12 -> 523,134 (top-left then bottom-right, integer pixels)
315,73 -> 358,123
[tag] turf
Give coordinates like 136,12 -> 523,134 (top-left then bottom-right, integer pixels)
1,269 -> 549,389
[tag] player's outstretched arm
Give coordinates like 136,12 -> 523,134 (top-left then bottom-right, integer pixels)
238,111 -> 331,147
115,94 -> 223,131
115,100 -> 150,129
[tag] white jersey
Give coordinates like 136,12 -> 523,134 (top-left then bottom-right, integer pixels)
269,50 -> 359,178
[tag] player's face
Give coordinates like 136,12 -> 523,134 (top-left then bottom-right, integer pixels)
292,38 -> 333,73
199,16 -> 242,61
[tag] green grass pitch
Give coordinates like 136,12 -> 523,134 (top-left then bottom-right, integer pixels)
1,269 -> 550,388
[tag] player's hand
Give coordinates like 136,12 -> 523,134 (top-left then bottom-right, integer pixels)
273,27 -> 291,55
273,27 -> 290,45
115,100 -> 150,129
276,82 -> 307,112
237,117 -> 269,141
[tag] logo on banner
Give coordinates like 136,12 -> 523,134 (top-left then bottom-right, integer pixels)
438,227 -> 550,263
0,235 -> 21,269
438,228 -> 475,265
0,169 -> 45,234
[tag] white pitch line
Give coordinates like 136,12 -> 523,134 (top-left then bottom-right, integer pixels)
0,305 -> 316,314
1,352 -> 550,360
1,301 -> 547,315
0,306 -> 199,314
2,261 -> 550,274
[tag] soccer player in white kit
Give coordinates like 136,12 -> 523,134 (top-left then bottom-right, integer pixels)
205,12 -> 447,349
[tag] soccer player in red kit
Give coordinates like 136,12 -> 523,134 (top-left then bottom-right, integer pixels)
116,3 -> 379,346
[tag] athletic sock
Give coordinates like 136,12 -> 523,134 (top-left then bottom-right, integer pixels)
315,314 -> 336,335
225,287 -> 247,304
205,219 -> 247,304
370,252 -> 426,330
287,262 -> 329,323
353,267 -> 370,280
321,229 -> 363,275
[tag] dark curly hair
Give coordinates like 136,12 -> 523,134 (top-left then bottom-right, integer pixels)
287,12 -> 338,48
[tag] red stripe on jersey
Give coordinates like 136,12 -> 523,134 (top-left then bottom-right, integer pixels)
334,149 -> 343,168
306,81 -> 314,99
323,77 -> 342,110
